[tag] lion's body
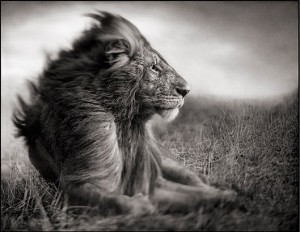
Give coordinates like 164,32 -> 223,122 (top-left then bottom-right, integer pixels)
14,12 -> 236,215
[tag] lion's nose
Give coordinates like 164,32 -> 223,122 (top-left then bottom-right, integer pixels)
175,84 -> 191,97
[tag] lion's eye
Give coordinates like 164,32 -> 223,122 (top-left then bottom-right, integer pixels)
150,64 -> 162,74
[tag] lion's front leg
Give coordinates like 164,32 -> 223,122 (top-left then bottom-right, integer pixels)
150,177 -> 237,213
66,183 -> 155,216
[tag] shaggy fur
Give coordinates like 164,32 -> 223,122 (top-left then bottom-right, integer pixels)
13,11 -> 236,215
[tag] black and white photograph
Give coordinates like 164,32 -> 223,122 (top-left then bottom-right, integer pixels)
1,1 -> 298,231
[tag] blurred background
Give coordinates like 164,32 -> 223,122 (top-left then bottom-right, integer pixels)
1,1 -> 298,158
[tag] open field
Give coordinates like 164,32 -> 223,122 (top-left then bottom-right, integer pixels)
1,92 -> 298,231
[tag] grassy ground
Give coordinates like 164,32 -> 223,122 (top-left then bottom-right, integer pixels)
1,93 -> 298,231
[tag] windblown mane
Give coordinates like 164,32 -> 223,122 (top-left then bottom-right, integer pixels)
13,11 -> 161,196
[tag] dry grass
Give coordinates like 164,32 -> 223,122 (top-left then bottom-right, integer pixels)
1,93 -> 298,231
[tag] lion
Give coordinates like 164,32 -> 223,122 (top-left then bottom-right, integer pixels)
13,11 -> 236,215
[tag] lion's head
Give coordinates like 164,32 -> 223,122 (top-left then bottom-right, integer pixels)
134,45 -> 190,122
45,11 -> 190,123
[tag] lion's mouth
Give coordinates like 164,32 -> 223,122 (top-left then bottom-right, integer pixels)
154,95 -> 184,122
155,95 -> 184,110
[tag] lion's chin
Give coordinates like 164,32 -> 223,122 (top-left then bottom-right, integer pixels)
157,108 -> 179,122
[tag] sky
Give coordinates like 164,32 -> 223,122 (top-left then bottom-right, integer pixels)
1,1 -> 298,100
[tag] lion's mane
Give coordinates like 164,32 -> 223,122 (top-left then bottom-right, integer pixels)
13,12 -> 162,196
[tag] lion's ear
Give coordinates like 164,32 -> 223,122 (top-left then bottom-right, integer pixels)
105,39 -> 131,68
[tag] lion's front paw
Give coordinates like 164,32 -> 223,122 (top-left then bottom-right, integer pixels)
198,173 -> 210,185
197,188 -> 238,209
124,193 -> 156,216
220,189 -> 237,203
